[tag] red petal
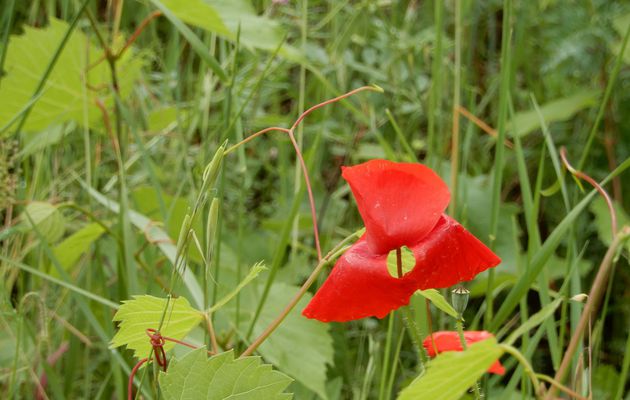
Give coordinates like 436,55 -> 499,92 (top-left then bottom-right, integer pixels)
422,331 -> 505,375
302,237 -> 418,322
407,215 -> 501,289
342,160 -> 450,254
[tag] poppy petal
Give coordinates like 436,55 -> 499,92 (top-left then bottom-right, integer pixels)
422,331 -> 505,375
408,215 -> 501,289
342,159 -> 450,254
302,237 -> 418,322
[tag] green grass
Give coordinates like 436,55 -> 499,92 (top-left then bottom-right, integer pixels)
1,1 -> 630,399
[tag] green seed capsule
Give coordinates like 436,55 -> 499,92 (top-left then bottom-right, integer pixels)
451,286 -> 470,317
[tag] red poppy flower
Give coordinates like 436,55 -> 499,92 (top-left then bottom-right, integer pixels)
423,331 -> 505,375
302,159 -> 500,322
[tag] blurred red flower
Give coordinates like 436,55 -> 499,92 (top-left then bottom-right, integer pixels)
302,159 -> 500,322
423,331 -> 505,375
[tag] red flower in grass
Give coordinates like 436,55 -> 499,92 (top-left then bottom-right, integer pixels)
302,159 -> 500,322
423,331 -> 505,375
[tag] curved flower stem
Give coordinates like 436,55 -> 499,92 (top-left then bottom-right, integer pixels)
560,146 -> 618,236
224,127 -> 290,155
396,249 -> 427,365
240,230 -> 361,357
456,318 -> 482,400
499,344 -> 543,398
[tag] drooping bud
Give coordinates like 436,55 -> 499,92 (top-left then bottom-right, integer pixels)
451,286 -> 470,317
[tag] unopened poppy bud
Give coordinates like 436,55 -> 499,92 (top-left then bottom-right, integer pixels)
451,287 -> 470,316
202,145 -> 225,190
206,198 -> 219,256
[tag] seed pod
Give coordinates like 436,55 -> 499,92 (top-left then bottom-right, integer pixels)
451,286 -> 470,317
201,145 -> 225,192
175,213 -> 192,258
206,198 -> 219,258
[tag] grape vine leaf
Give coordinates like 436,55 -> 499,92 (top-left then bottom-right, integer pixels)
398,338 -> 504,400
0,18 -> 143,133
159,348 -> 293,400
110,295 -> 203,359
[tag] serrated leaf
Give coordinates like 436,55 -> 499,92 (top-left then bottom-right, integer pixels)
234,283 -> 332,399
159,348 -> 293,400
415,290 -> 458,319
507,90 -> 600,138
110,295 -> 203,359
0,18 -> 143,133
51,222 -> 105,276
21,201 -> 66,243
398,338 -> 503,400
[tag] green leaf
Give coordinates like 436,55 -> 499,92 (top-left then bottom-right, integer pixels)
415,290 -> 458,319
237,283 -> 333,399
504,298 -> 562,346
386,246 -> 415,278
21,201 -> 66,243
51,223 -> 105,276
507,90 -> 600,138
398,338 -> 503,400
159,0 -> 300,59
0,18 -> 143,133
110,295 -> 203,359
159,348 -> 293,400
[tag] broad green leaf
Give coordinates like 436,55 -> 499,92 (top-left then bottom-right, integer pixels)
21,201 -> 65,242
415,290 -> 458,319
504,298 -> 562,346
507,90 -> 600,138
159,0 -> 301,59
386,246 -> 415,278
110,295 -> 203,359
398,338 -> 503,400
209,261 -> 266,313
0,18 -> 143,133
51,223 -> 105,276
235,283 -> 333,399
159,348 -> 293,400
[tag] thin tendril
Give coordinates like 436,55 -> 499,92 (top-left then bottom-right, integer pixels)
560,146 -> 618,236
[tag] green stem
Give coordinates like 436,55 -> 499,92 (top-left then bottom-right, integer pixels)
240,231 -> 361,357
456,317 -> 482,400
499,344 -> 543,398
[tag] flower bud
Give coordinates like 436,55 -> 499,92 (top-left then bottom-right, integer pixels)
451,286 -> 470,316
